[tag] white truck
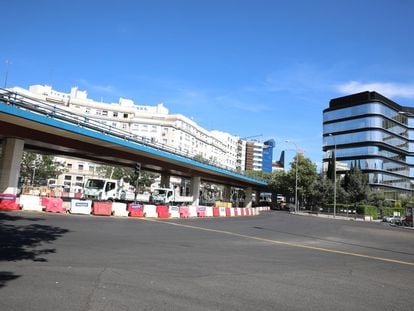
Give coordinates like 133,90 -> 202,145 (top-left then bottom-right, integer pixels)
83,178 -> 193,204
83,178 -> 136,201
150,187 -> 193,205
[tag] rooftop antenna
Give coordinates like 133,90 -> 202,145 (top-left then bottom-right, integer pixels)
4,59 -> 11,88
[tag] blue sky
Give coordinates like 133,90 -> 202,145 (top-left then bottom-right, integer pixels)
2,0 -> 414,170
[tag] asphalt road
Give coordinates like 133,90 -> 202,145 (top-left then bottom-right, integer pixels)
1,210 -> 413,311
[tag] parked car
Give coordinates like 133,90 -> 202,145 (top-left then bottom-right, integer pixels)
383,215 -> 404,225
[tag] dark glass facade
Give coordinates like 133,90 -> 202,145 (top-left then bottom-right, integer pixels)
323,91 -> 414,197
262,139 -> 275,173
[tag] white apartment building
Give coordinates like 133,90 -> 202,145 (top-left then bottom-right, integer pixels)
8,85 -> 246,189
51,157 -> 99,192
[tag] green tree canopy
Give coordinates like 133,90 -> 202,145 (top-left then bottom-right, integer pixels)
20,152 -> 66,186
287,154 -> 318,207
96,165 -> 157,192
342,166 -> 370,206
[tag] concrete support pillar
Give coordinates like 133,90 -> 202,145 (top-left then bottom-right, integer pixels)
222,185 -> 231,202
244,187 -> 253,208
160,173 -> 170,188
255,190 -> 261,204
191,176 -> 201,206
0,138 -> 24,194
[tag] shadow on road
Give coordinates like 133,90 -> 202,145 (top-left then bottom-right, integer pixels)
0,212 -> 70,288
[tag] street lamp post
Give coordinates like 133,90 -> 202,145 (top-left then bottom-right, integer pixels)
285,140 -> 299,214
328,134 -> 336,218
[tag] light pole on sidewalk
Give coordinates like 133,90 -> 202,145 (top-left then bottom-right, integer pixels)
285,140 -> 299,214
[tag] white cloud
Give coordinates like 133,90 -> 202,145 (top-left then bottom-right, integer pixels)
337,81 -> 414,98
78,79 -> 116,94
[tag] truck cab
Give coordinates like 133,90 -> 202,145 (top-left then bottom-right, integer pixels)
83,178 -> 117,200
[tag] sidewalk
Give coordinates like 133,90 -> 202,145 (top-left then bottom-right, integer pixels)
294,211 -> 414,229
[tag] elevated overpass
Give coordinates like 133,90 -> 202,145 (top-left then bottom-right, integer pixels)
0,88 -> 268,206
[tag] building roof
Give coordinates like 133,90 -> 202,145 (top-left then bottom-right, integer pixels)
325,91 -> 414,114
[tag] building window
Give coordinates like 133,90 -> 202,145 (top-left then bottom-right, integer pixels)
102,110 -> 108,116
78,164 -> 84,171
67,163 -> 72,169
64,175 -> 71,181
113,112 -> 118,117
123,113 -> 128,119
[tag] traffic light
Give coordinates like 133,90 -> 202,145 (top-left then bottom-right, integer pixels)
134,162 -> 141,176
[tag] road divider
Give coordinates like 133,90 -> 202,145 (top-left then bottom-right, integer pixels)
8,195 -> 270,219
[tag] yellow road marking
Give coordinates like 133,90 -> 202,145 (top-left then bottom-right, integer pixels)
144,218 -> 414,267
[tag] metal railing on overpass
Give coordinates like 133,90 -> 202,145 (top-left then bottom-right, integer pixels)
0,88 -> 262,181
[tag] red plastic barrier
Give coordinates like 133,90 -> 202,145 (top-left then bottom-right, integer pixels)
179,206 -> 190,218
44,198 -> 66,213
0,193 -> 20,211
128,203 -> 145,217
197,206 -> 206,217
240,208 -> 245,216
225,208 -> 231,217
74,192 -> 82,199
0,193 -> 17,203
234,208 -> 238,216
213,207 -> 220,217
245,208 -> 250,216
41,197 -> 50,207
92,201 -> 112,216
0,200 -> 21,211
156,205 -> 170,218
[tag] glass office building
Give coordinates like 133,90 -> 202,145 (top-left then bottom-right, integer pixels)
262,139 -> 275,173
323,91 -> 414,197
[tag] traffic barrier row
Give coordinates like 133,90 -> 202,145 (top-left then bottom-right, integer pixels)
2,194 -> 271,219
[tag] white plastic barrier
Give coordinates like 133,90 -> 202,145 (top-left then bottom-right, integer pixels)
219,207 -> 226,217
230,208 -> 236,217
112,202 -> 128,217
188,205 -> 198,217
70,199 -> 92,214
169,206 -> 180,218
143,204 -> 157,218
19,195 -> 43,212
205,206 -> 213,217
236,208 -> 242,216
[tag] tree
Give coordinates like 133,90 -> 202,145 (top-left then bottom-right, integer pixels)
20,152 -> 66,186
286,154 -> 318,209
342,166 -> 370,206
97,165 -> 133,181
310,173 -> 334,211
326,150 -> 336,182
244,170 -> 272,182
268,170 -> 288,207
